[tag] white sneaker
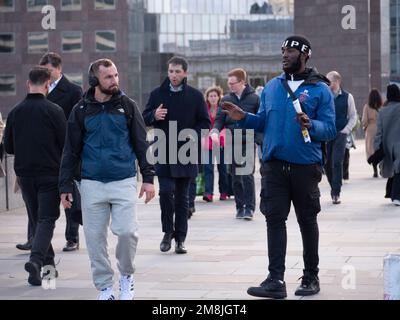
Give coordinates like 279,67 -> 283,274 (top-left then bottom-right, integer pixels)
393,199 -> 400,206
119,275 -> 135,300
97,287 -> 116,300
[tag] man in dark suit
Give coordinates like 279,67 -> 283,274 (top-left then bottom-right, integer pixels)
142,56 -> 210,254
39,52 -> 83,252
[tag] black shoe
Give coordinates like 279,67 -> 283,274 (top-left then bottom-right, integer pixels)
373,165 -> 378,178
63,241 -> 79,252
160,233 -> 174,252
188,207 -> 195,219
16,240 -> 32,251
243,208 -> 254,221
332,195 -> 341,205
235,208 -> 245,219
247,275 -> 287,299
24,261 -> 42,286
175,242 -> 187,254
294,273 -> 320,296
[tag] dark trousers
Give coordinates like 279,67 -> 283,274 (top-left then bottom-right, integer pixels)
204,149 -> 228,195
387,174 -> 400,201
231,161 -> 256,210
343,148 -> 350,180
26,208 -> 35,242
158,177 -> 191,243
188,177 -> 197,208
260,160 -> 322,281
226,168 -> 234,196
64,184 -> 80,243
19,176 -> 60,266
325,132 -> 347,196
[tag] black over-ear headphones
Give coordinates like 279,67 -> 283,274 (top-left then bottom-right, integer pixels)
88,62 -> 99,87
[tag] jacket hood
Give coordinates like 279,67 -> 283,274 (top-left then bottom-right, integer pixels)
279,67 -> 330,86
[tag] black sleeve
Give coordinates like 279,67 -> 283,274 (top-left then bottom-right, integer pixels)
253,95 -> 264,145
51,107 -> 67,155
59,103 -> 84,194
213,99 -> 227,131
3,111 -> 14,155
142,91 -> 158,126
128,99 -> 155,184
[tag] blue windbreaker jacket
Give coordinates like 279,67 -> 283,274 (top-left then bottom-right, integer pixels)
239,68 -> 336,164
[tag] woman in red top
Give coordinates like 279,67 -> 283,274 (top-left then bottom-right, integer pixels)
203,86 -> 229,202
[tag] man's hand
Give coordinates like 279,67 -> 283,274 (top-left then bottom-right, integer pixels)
139,183 -> 155,204
296,112 -> 311,129
61,193 -> 73,209
210,132 -> 220,145
154,104 -> 168,121
221,101 -> 246,121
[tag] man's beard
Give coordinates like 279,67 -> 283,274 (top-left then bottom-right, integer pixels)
283,54 -> 302,74
99,84 -> 119,95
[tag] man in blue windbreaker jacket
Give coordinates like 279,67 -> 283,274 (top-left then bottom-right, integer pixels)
222,35 -> 336,299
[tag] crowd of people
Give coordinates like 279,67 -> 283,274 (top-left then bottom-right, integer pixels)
0,34 -> 399,300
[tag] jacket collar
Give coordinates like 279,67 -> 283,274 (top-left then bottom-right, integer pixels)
83,87 -> 124,105
278,67 -> 330,86
230,84 -> 255,100
47,75 -> 68,96
160,77 -> 187,92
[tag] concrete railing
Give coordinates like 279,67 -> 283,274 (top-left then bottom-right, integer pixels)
0,155 -> 24,212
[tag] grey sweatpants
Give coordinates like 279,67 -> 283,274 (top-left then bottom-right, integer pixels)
80,177 -> 138,290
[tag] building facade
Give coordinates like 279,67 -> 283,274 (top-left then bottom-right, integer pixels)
0,0 -> 293,116
295,0 -> 390,117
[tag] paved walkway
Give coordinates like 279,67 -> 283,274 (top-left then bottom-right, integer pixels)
0,141 -> 399,300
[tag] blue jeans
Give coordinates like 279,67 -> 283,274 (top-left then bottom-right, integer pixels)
325,132 -> 347,196
204,149 -> 228,195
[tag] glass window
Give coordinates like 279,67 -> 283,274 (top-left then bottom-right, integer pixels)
222,0 -> 230,14
176,14 -> 184,33
95,30 -> 116,52
193,15 -> 201,33
61,0 -> 81,11
167,14 -> 175,33
0,75 -> 16,96
0,0 -> 14,12
205,0 -> 213,14
28,32 -> 48,53
64,73 -> 83,87
95,0 -> 116,10
184,14 -> 193,33
148,0 -> 162,13
27,0 -> 49,11
202,15 -> 210,33
163,0 -> 171,13
160,15 -> 167,33
197,0 -> 206,13
0,33 -> 15,53
62,31 -> 82,52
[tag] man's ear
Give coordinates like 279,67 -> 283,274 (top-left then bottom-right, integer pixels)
26,80 -> 30,92
44,80 -> 50,94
